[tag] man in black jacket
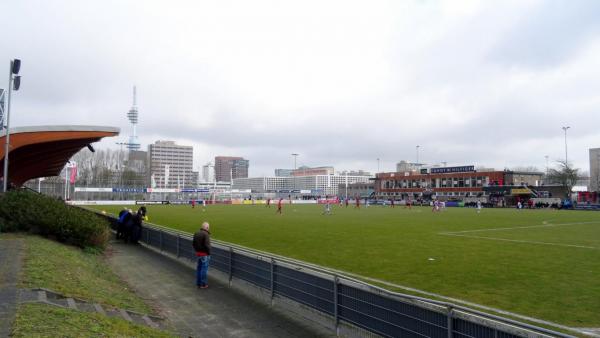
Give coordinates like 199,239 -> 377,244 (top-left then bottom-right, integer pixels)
192,222 -> 211,288
130,206 -> 147,244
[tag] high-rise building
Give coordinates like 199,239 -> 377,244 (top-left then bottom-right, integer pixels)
291,166 -> 334,176
148,140 -> 194,188
215,156 -> 249,182
338,170 -> 372,176
232,174 -> 371,195
590,148 -> 600,192
274,169 -> 294,177
396,160 -> 418,172
202,162 -> 215,182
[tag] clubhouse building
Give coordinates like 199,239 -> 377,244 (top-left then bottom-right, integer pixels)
375,165 -> 544,202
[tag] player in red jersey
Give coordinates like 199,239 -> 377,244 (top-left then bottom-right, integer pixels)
277,198 -> 283,214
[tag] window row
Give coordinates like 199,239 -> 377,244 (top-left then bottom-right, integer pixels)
381,177 -> 489,189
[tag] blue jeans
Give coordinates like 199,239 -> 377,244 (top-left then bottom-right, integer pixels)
196,256 -> 211,286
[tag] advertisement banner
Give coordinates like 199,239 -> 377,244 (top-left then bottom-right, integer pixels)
146,188 -> 180,193
138,201 -> 170,205
68,200 -> 136,205
511,188 -> 531,195
318,198 -> 339,204
180,188 -> 210,193
430,166 -> 475,174
113,188 -> 146,193
74,187 -> 113,192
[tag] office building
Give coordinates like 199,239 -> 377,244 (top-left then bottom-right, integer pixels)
338,170 -> 372,176
274,169 -> 294,177
291,166 -> 334,176
202,162 -> 215,182
396,160 -> 418,172
148,140 -> 194,188
232,174 -> 371,196
338,182 -> 375,198
215,156 -> 249,182
590,148 -> 600,192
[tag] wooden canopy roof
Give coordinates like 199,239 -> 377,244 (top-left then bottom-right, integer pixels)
0,125 -> 119,187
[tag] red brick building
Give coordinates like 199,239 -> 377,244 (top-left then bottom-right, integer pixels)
375,165 -> 542,201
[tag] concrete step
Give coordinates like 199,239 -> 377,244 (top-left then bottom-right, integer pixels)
119,308 -> 133,322
93,303 -> 106,316
17,288 -> 167,331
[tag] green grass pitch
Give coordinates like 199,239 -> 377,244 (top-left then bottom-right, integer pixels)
95,203 -> 600,327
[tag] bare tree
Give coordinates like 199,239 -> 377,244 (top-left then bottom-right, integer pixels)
511,166 -> 540,172
71,148 -> 120,186
546,160 -> 580,198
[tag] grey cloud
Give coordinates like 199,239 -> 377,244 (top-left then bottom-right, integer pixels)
488,1 -> 600,68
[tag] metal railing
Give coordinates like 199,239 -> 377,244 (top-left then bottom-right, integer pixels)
96,211 -> 574,338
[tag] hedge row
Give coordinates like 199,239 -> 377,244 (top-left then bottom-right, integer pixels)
0,190 -> 110,249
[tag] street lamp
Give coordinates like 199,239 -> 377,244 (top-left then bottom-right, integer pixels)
3,59 -> 21,192
416,145 -> 420,167
377,158 -> 380,172
291,153 -> 298,192
562,126 -> 570,165
291,153 -> 299,170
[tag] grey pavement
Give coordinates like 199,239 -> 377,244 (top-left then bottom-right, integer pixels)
107,240 -> 333,338
0,237 -> 23,338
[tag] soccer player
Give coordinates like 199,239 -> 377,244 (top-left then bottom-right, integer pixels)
355,196 -> 360,209
476,200 -> 482,213
266,198 -> 271,208
432,200 -> 439,212
322,202 -> 332,215
345,198 -> 349,208
191,199 -> 196,209
277,198 -> 283,214
390,199 -> 395,208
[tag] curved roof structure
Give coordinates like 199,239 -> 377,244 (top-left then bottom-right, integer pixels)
0,125 -> 120,187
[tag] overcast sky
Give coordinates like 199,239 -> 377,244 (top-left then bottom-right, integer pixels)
2,0 -> 599,176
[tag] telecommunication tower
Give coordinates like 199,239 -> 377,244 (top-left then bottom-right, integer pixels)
126,86 -> 141,150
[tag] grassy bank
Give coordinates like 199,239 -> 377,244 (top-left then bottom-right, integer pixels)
7,234 -> 175,337
20,235 -> 150,313
12,303 -> 172,338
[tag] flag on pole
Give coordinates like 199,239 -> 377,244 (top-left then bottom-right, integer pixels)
69,162 -> 77,184
164,165 -> 170,188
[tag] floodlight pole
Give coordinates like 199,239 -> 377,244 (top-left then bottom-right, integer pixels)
562,126 -> 570,165
3,60 -> 17,192
291,153 -> 298,191
345,172 -> 348,201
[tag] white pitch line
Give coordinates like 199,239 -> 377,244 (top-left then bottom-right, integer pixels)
441,233 -> 599,250
442,220 -> 600,235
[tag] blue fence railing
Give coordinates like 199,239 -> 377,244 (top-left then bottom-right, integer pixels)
96,211 -> 574,338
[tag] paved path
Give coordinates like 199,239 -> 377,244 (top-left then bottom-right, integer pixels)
107,241 -> 332,338
0,237 -> 23,338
